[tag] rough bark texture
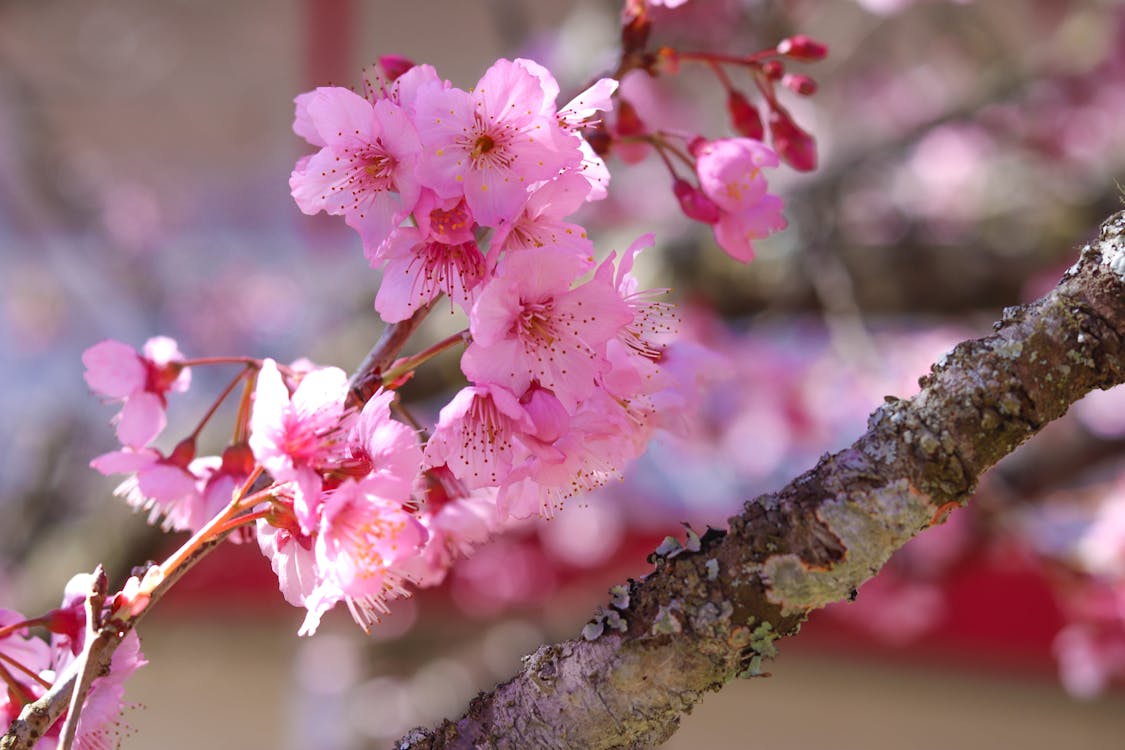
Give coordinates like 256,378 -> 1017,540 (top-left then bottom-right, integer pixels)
394,212 -> 1125,750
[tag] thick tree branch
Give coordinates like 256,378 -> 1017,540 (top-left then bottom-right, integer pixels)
395,211 -> 1125,750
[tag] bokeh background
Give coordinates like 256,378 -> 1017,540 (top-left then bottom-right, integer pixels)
1,0 -> 1124,747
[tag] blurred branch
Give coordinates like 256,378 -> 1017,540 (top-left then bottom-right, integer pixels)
395,211 -> 1125,749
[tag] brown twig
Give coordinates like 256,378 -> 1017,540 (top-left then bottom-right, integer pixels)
56,568 -> 108,750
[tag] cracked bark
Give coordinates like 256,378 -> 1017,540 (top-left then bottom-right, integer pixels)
394,211 -> 1125,750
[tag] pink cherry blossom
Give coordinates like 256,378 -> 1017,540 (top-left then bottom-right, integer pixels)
518,62 -> 618,200
397,482 -> 502,588
82,337 -> 189,448
422,385 -> 537,490
249,359 -> 352,532
694,138 -> 788,262
257,519 -> 318,613
90,438 -> 237,534
489,172 -> 596,262
373,227 -> 487,322
414,59 -> 581,227
498,391 -> 642,519
290,88 -> 422,257
301,478 -> 428,634
345,389 -> 423,502
461,246 -> 633,409
62,631 -> 146,750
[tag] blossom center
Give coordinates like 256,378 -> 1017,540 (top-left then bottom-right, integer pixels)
517,301 -> 556,344
363,153 -> 395,182
471,134 -> 496,159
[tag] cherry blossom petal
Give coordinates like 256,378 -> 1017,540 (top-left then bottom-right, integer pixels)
115,392 -> 167,448
82,340 -> 145,399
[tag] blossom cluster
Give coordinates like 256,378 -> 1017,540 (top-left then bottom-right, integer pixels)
75,56 -> 730,638
0,575 -> 145,749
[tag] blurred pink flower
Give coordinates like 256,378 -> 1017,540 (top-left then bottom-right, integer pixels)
82,337 -> 189,448
694,138 -> 787,262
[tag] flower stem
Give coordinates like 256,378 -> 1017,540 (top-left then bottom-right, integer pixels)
0,617 -> 46,641
0,652 -> 51,692
380,329 -> 470,386
348,301 -> 436,406
189,365 -> 251,441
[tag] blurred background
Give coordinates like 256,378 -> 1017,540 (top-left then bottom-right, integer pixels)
1,0 -> 1124,747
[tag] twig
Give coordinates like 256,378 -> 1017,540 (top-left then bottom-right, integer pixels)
348,302 -> 435,406
57,568 -> 108,750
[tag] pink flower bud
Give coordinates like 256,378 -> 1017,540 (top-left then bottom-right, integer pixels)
221,442 -> 256,476
378,55 -> 415,81
686,135 -> 708,158
769,109 -> 817,172
762,60 -> 785,81
727,89 -> 764,140
777,35 -> 828,61
782,74 -> 818,96
673,178 -> 721,224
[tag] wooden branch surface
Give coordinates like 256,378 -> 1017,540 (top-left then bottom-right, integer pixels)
394,212 -> 1125,749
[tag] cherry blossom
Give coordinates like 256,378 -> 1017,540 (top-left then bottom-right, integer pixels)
249,359 -> 352,532
301,478 -> 427,634
373,227 -> 487,322
414,58 -> 582,227
82,337 -> 189,448
694,138 -> 788,262
422,385 -> 537,490
289,88 -> 423,257
461,246 -> 633,410
489,172 -> 596,263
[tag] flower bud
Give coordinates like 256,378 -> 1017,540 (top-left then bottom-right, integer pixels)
621,1 -> 652,53
762,60 -> 785,80
221,442 -> 256,476
769,109 -> 817,172
673,178 -> 721,224
727,89 -> 764,140
686,135 -> 708,158
378,55 -> 415,81
169,436 -> 197,469
782,74 -> 817,96
777,35 -> 828,61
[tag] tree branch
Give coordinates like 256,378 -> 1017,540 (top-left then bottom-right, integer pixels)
395,211 -> 1125,749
